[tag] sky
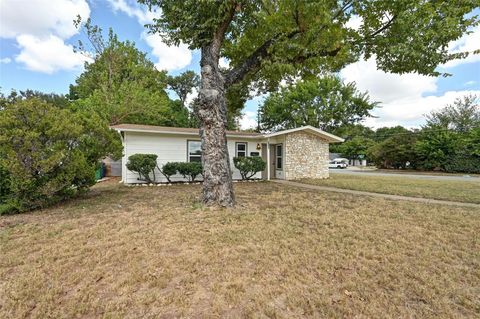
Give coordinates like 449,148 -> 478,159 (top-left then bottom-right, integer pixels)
1,0 -> 479,130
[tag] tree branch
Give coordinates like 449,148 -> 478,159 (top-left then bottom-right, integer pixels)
212,1 -> 238,55
225,30 -> 301,86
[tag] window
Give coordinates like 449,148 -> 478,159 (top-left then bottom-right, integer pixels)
187,140 -> 202,162
250,152 -> 260,157
276,144 -> 283,170
236,142 -> 247,157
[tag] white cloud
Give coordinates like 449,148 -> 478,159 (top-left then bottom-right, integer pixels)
143,33 -> 192,71
0,0 -> 90,39
365,90 -> 480,129
0,57 -> 11,64
106,1 -> 193,72
442,26 -> 480,68
107,0 -> 161,25
341,57 -> 437,103
185,87 -> 198,107
240,111 -> 258,130
0,0 -> 91,73
341,56 -> 480,129
346,15 -> 362,30
15,35 -> 91,74
464,80 -> 477,86
219,58 -> 230,68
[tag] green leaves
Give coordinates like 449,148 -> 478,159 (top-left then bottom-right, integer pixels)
70,25 -> 189,128
142,0 -> 479,89
127,154 -> 159,183
233,156 -> 266,180
0,98 -> 118,213
259,75 -> 376,131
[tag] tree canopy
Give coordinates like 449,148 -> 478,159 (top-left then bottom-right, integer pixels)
142,0 -> 478,88
259,75 -> 376,131
425,94 -> 479,132
70,18 -> 189,127
140,0 -> 479,206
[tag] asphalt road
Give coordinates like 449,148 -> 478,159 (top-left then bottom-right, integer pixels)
329,168 -> 480,182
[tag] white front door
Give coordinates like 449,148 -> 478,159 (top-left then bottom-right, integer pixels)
275,144 -> 284,179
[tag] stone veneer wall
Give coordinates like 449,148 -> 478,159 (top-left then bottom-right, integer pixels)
284,131 -> 329,180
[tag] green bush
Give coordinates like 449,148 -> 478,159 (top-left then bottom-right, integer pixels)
444,154 -> 480,174
176,162 -> 203,182
159,162 -> 178,183
233,156 -> 266,180
0,98 -> 118,214
126,154 -> 158,183
0,161 -> 11,203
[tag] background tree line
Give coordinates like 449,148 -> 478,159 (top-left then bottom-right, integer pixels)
329,95 -> 480,173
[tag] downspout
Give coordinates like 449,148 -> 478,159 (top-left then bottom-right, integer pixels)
267,138 -> 270,181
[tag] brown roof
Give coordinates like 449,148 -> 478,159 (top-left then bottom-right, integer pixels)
110,124 -> 262,137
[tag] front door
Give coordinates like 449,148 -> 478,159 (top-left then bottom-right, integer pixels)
261,143 -> 283,179
274,144 -> 284,179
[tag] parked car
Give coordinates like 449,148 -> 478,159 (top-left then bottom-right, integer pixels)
328,160 -> 347,169
332,158 -> 349,167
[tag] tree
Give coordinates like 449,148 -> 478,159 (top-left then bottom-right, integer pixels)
259,76 -> 376,131
168,71 -> 200,107
70,18 -> 189,127
426,94 -> 479,132
0,98 -> 121,213
140,0 -> 479,206
337,136 -> 374,164
368,132 -> 418,169
2,89 -> 70,109
415,127 -> 459,170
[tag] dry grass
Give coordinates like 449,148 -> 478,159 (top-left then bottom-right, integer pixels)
301,173 -> 480,204
1,179 -> 479,318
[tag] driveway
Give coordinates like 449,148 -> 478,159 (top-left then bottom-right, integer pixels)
330,168 -> 480,182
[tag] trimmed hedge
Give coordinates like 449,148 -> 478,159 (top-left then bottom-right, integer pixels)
126,156 -> 204,183
175,162 -> 203,182
233,156 -> 266,180
126,154 -> 158,183
159,162 -> 178,183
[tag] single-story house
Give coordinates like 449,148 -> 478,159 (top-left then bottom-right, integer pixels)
111,124 -> 344,183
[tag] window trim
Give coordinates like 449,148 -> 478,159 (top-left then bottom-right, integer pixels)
276,143 -> 283,170
235,142 -> 248,158
187,140 -> 202,162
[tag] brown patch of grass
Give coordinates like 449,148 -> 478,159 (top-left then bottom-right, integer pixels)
301,173 -> 480,203
1,180 -> 479,318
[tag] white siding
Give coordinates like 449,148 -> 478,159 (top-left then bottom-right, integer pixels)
122,132 -> 262,183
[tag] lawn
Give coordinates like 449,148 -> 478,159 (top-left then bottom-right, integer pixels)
1,180 -> 479,318
301,173 -> 480,204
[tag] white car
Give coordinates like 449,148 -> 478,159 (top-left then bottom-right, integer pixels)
328,160 -> 347,169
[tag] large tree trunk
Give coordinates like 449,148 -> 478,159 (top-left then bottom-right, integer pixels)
196,45 -> 235,206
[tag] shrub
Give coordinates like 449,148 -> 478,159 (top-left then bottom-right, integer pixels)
0,161 -> 11,203
176,162 -> 203,182
444,154 -> 480,174
126,154 -> 158,183
0,98 -> 119,214
160,162 -> 178,183
233,156 -> 266,180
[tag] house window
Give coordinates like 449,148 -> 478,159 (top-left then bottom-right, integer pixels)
276,144 -> 283,170
187,140 -> 202,162
236,142 -> 247,157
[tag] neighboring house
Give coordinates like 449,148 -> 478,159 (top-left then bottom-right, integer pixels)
111,124 -> 344,183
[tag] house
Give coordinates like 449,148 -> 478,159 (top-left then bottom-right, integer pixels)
111,124 -> 344,183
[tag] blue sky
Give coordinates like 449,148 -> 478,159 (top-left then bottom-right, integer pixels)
1,0 -> 479,129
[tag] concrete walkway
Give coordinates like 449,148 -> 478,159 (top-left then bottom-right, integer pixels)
272,179 -> 480,209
